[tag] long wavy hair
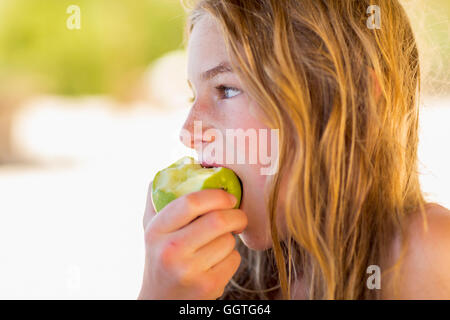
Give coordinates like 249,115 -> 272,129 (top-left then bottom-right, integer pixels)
183,0 -> 427,299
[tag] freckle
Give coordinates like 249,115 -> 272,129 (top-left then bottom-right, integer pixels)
169,240 -> 178,248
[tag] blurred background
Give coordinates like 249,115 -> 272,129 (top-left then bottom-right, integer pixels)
0,0 -> 448,299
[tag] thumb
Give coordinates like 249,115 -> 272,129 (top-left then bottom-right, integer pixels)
143,180 -> 157,230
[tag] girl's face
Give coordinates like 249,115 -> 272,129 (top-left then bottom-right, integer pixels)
182,15 -> 277,250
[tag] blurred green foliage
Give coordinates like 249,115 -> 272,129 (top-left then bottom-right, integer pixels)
0,0 -> 186,96
421,0 -> 450,91
0,0 -> 447,98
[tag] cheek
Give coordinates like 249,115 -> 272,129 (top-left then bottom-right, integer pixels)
221,104 -> 273,167
213,99 -> 278,249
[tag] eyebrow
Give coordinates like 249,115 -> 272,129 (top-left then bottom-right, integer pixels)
200,62 -> 233,81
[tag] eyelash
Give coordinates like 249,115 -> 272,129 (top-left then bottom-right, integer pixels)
216,85 -> 241,99
187,85 -> 241,103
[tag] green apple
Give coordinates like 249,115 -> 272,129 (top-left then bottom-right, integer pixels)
152,157 -> 242,213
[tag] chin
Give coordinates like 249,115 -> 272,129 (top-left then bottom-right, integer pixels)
238,230 -> 273,251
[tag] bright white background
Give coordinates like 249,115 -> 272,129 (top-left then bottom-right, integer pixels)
0,95 -> 448,299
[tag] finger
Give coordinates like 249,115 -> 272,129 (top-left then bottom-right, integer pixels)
207,250 -> 241,288
193,233 -> 237,271
174,209 -> 247,252
143,181 -> 157,229
151,189 -> 237,233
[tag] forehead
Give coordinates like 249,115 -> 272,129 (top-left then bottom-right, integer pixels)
187,15 -> 230,80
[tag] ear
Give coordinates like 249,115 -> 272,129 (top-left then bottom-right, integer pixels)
369,67 -> 382,101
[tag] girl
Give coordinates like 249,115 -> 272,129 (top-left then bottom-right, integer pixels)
139,0 -> 450,299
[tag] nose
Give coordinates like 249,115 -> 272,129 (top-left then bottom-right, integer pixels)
179,106 -> 215,150
179,105 -> 204,150
179,117 -> 195,149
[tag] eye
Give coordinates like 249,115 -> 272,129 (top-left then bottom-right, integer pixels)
216,85 -> 242,99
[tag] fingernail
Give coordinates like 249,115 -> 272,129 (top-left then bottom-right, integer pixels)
228,194 -> 237,207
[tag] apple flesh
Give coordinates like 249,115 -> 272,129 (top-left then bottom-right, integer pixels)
152,157 -> 242,213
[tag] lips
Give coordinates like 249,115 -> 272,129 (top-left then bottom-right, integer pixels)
199,155 -> 219,167
200,158 -> 237,175
200,160 -> 230,170
200,161 -> 218,169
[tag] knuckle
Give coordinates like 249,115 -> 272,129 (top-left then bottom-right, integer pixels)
216,189 -> 230,200
238,209 -> 248,223
159,250 -> 174,270
234,209 -> 247,224
219,190 -> 235,207
183,193 -> 201,211
176,265 -> 196,287
210,212 -> 227,230
159,240 -> 181,269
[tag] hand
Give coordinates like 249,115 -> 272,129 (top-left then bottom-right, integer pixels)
138,182 -> 248,300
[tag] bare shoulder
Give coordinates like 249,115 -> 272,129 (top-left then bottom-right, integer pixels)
382,202 -> 450,299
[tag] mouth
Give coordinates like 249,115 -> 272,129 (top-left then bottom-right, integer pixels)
200,160 -> 244,200
200,160 -> 223,169
200,161 -> 234,173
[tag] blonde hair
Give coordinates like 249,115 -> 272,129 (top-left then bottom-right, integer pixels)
183,0 -> 427,299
